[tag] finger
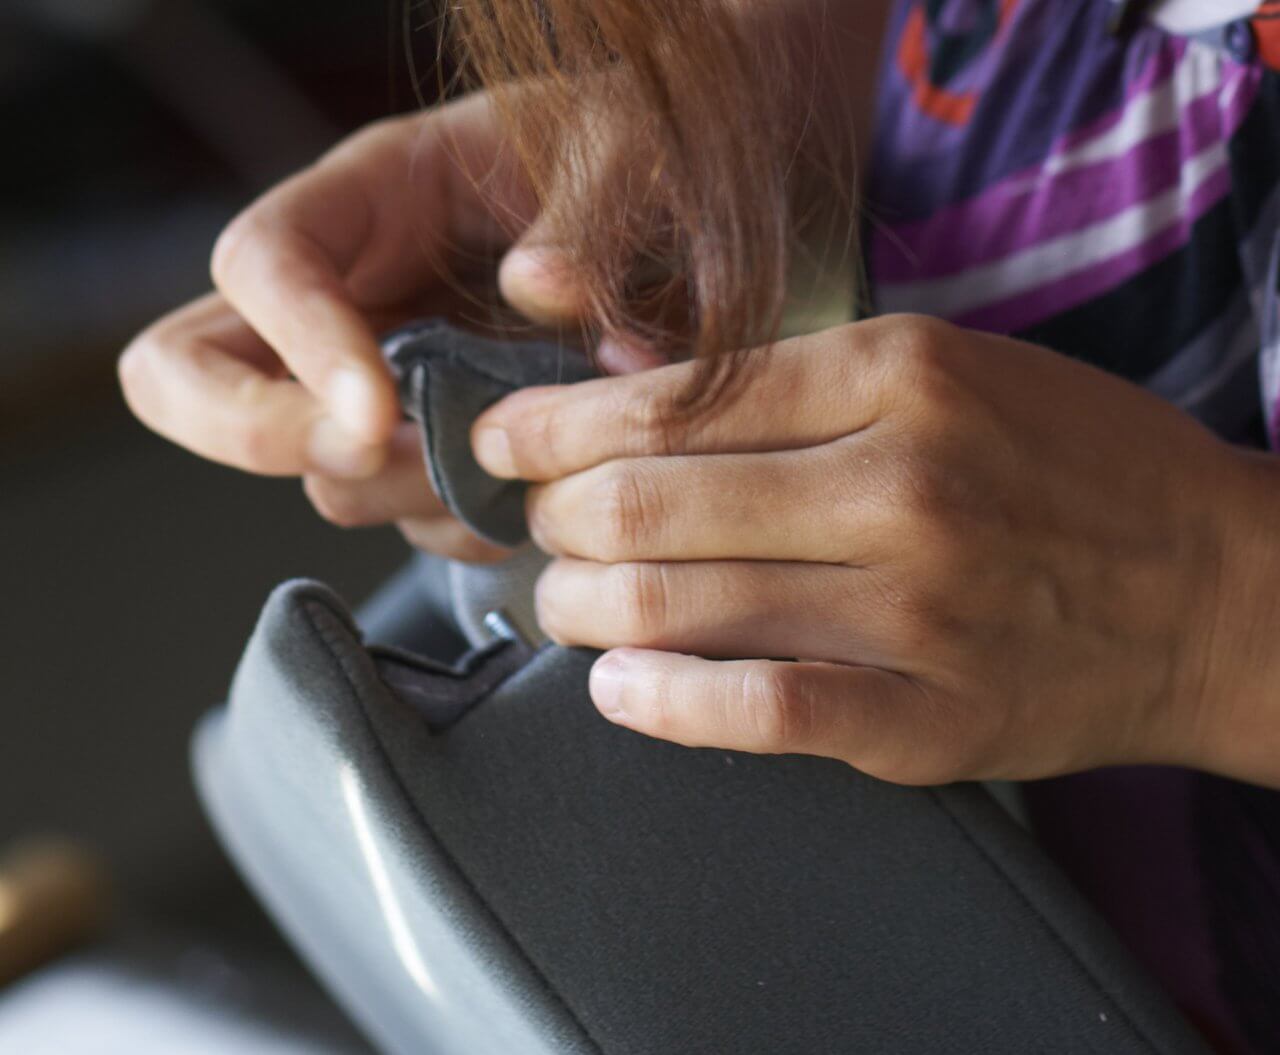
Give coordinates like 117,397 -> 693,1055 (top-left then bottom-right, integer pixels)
119,293 -> 383,478
498,246 -> 587,326
587,650 -> 914,772
536,559 -> 903,668
594,334 -> 670,376
473,316 -> 916,481
526,441 -> 893,565
396,516 -> 512,564
304,424 -> 447,528
211,98 -> 534,445
497,112 -> 653,326
211,206 -> 401,446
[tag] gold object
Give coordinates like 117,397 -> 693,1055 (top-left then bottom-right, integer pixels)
0,840 -> 110,988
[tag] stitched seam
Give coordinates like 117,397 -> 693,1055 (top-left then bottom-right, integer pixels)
299,600 -> 607,1055
927,787 -> 1167,1054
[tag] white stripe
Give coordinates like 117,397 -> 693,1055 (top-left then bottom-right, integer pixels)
1144,292 -> 1253,400
1174,319 -> 1259,408
1035,44 -> 1223,183
878,140 -> 1230,318
1150,0 -> 1260,35
1262,337 -> 1280,438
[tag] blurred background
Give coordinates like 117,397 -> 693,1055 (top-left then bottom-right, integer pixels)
0,2 -> 444,1048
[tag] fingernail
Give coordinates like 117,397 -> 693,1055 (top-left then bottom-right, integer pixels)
473,427 -> 516,478
329,368 -> 381,441
590,651 -> 635,721
309,418 -> 382,479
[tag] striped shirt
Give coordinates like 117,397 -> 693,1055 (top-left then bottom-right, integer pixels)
865,3 -> 1280,1051
868,0 -> 1280,449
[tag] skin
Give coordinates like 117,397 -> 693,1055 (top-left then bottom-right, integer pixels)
119,91 -> 547,565
119,0 -> 1280,789
475,317 -> 1280,788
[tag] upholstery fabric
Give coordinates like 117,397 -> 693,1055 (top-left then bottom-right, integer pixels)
195,320 -> 1210,1054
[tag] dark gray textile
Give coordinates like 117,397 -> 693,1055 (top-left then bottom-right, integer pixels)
383,320 -> 596,547
213,581 -> 1208,1055
355,553 -> 468,659
197,582 -> 597,1055
196,321 -> 1210,1054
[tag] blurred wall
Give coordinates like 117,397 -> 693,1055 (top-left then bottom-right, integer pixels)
0,0 -> 442,928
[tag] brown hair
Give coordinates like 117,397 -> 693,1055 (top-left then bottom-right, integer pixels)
438,0 -> 856,403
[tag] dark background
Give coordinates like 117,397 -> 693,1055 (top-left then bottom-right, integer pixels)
1,0 -> 442,940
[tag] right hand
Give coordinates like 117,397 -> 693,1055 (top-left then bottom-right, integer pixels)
119,91 -> 624,563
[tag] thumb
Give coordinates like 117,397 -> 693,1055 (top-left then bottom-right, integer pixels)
587,650 -> 917,773
498,226 -> 587,325
499,236 -> 669,374
499,117 -> 660,331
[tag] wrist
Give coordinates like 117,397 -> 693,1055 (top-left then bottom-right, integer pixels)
1188,447 -> 1280,787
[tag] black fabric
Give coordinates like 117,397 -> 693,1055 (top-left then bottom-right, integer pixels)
1194,774 -> 1280,1052
383,320 -> 597,547
1016,196 -> 1245,383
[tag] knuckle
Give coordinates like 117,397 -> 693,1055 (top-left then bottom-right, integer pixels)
613,563 -> 671,644
233,417 -> 283,472
893,451 -> 951,524
741,665 -> 817,750
304,477 -> 367,529
596,464 -> 663,560
395,519 -> 424,549
430,522 -> 506,563
396,517 -> 494,560
533,568 -> 570,643
868,560 -> 956,656
886,317 -> 972,420
624,385 -> 686,457
639,667 -> 679,740
329,113 -> 413,164
516,392 -> 571,476
870,431 -> 958,534
870,314 -> 954,404
116,333 -> 155,405
210,211 -> 265,288
329,119 -> 390,160
890,313 -> 953,370
396,518 -> 441,555
861,682 -> 990,786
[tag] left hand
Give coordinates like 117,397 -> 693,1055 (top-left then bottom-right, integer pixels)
473,315 -> 1280,785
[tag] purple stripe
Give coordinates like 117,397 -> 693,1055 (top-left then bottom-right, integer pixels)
948,163 -> 1233,333
1052,37 -> 1184,154
868,0 -> 1162,220
872,73 -> 1237,282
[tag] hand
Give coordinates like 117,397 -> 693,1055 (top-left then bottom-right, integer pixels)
473,314 -> 1280,786
117,92 -> 627,563
116,0 -> 895,561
